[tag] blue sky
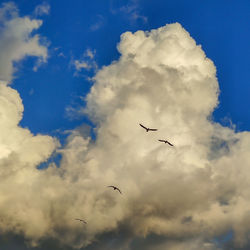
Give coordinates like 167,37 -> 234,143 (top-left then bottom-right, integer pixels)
11,0 -> 250,135
1,0 -> 250,249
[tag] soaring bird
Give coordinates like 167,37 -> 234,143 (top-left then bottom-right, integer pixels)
75,218 -> 87,224
107,185 -> 122,194
158,139 -> 174,146
139,123 -> 158,132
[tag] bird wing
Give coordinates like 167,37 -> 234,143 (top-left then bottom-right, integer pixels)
75,218 -> 87,224
158,139 -> 165,142
108,186 -> 122,194
167,141 -> 174,146
139,123 -> 147,130
148,128 -> 157,131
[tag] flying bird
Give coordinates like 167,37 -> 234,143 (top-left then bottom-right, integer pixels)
158,139 -> 174,146
75,218 -> 87,224
139,123 -> 157,132
107,185 -> 122,194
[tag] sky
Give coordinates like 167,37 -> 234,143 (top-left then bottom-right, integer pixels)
1,0 -> 250,249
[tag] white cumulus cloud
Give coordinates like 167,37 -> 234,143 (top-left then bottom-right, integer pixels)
1,7 -> 250,248
0,2 -> 47,84
61,23 -> 250,249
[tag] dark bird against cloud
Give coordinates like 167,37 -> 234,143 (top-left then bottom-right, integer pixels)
158,139 -> 174,146
139,123 -> 158,132
107,185 -> 122,194
75,218 -> 87,224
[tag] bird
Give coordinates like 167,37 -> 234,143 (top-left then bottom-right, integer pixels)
107,185 -> 122,194
75,218 -> 87,224
139,123 -> 157,132
158,139 -> 174,146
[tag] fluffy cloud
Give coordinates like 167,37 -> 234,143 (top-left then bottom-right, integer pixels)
0,2 -> 47,84
62,23 -> 250,249
0,1 -> 57,244
1,5 -> 250,248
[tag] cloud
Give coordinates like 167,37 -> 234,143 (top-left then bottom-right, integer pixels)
90,15 -> 105,31
67,48 -> 98,119
58,52 -> 66,58
85,49 -> 95,59
0,1 -> 57,245
1,9 -> 250,249
62,23 -> 250,249
34,2 -> 50,16
0,2 -> 47,84
74,60 -> 92,71
111,0 -> 147,24
72,48 -> 97,74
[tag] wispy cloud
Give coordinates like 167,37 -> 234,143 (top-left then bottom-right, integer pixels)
110,0 -> 148,24
90,14 -> 105,31
65,95 -> 86,121
74,60 -> 92,71
58,52 -> 66,58
72,48 -> 98,75
34,2 -> 50,16
53,46 -> 67,58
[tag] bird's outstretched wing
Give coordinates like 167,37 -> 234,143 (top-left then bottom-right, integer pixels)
75,218 -> 87,224
116,187 -> 122,194
139,123 -> 147,130
158,139 -> 165,143
140,123 -> 157,131
166,141 -> 174,146
158,139 -> 174,146
148,128 -> 157,131
107,185 -> 122,194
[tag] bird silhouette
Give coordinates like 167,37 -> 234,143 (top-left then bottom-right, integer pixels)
107,185 -> 122,194
75,218 -> 87,224
139,123 -> 157,132
158,139 -> 174,146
